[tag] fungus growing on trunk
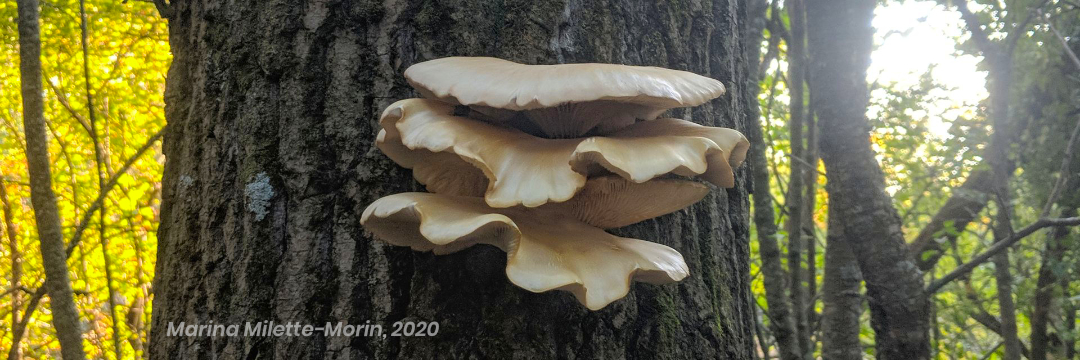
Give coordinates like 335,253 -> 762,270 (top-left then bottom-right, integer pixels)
570,118 -> 750,188
404,57 -> 727,138
363,57 -> 747,310
378,99 -> 748,208
360,181 -> 698,310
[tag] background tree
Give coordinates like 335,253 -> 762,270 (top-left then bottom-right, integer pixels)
807,0 -> 931,357
14,0 -> 87,358
746,1 -> 802,358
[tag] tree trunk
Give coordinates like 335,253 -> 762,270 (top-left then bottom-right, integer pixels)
1030,207 -> 1077,360
1065,288 -> 1077,359
746,0 -> 801,358
991,194 -> 1021,360
0,168 -> 23,360
820,212 -> 863,360
783,0 -> 810,356
806,0 -> 931,358
15,0 -> 88,359
802,84 -> 819,352
148,1 -> 756,359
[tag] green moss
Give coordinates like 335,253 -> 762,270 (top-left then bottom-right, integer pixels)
655,289 -> 682,358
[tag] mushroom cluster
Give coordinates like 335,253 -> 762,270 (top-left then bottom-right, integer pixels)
362,57 -> 749,310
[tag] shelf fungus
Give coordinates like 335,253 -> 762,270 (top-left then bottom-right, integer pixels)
404,57 -> 727,138
360,177 -> 704,310
378,99 -> 749,208
364,57 -> 748,310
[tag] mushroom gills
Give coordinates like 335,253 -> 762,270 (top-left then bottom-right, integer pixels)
361,191 -> 691,310
378,99 -> 748,208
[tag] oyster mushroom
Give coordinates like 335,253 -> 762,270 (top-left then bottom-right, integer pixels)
570,118 -> 750,188
378,99 -> 583,208
547,176 -> 709,229
404,57 -> 727,138
361,177 -> 703,310
377,99 -> 748,208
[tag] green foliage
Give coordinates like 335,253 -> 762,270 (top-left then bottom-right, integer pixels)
0,0 -> 168,358
750,0 -> 1080,358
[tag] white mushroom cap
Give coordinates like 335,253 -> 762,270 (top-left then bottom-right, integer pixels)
571,118 -> 750,188
378,99 -> 585,208
360,191 -> 690,310
404,57 -> 727,137
377,99 -> 748,207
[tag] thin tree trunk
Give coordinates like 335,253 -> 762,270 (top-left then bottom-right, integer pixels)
784,0 -> 810,356
991,194 -> 1021,360
5,130 -> 163,360
806,0 -> 931,357
745,8 -> 772,357
78,0 -> 124,357
803,93 -> 819,346
15,0 -> 87,359
0,171 -> 22,360
148,1 -> 757,359
749,54 -> 802,360
753,305 -> 770,360
1065,287 -> 1077,359
820,212 -> 863,360
1030,207 -> 1077,360
747,1 -> 800,358
962,277 -> 1032,358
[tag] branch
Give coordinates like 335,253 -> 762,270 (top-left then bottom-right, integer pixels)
65,127 -> 165,256
1004,0 -> 1051,54
0,112 -> 26,149
0,286 -> 32,298
759,31 -> 781,80
1041,117 -> 1080,216
790,153 -> 825,176
6,288 -> 44,360
954,0 -> 998,58
927,217 -> 1080,293
151,0 -> 171,19
7,127 -> 164,357
1045,13 -> 1080,70
44,78 -> 93,135
979,342 -> 1006,360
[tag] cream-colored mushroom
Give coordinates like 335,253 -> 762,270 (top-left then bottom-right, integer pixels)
404,57 -> 726,138
378,99 -> 585,208
548,176 -> 709,229
360,190 -> 693,310
570,118 -> 750,188
378,99 -> 747,207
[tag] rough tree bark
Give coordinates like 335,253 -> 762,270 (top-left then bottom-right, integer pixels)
15,0 -> 88,359
806,0 -> 931,358
820,212 -> 862,360
745,0 -> 801,358
148,1 -> 756,359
